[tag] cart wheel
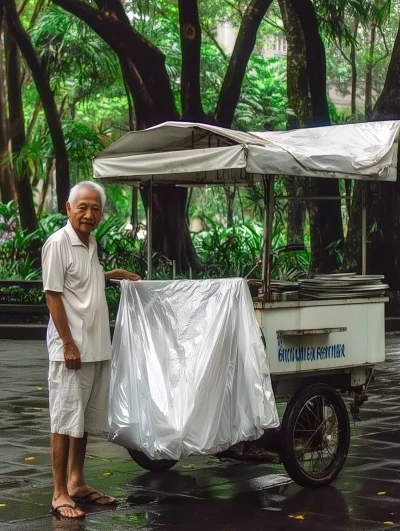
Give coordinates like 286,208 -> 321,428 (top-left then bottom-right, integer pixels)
280,383 -> 350,488
127,449 -> 178,472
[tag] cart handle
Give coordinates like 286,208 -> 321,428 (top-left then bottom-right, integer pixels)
277,327 -> 347,337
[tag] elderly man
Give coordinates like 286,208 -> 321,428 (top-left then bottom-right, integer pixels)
42,181 -> 140,519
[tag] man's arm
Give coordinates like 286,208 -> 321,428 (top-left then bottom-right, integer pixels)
105,269 -> 141,282
45,291 -> 81,370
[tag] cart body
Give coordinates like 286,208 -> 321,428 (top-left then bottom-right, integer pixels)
254,297 -> 386,398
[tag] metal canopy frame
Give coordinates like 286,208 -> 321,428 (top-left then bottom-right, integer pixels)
144,176 -> 368,301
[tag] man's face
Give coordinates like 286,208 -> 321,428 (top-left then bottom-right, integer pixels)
66,187 -> 102,236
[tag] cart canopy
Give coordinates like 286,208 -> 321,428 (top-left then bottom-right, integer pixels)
93,120 -> 400,185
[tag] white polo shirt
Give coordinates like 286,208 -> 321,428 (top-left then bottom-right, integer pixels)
42,221 -> 112,362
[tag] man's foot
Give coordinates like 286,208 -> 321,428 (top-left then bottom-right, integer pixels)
68,486 -> 119,505
52,494 -> 85,519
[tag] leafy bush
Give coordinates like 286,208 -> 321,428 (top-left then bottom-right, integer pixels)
193,220 -> 310,280
0,203 -> 310,306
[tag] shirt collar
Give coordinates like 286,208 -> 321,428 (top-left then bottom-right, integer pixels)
64,220 -> 95,251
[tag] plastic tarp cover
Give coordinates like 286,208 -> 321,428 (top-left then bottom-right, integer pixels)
109,278 -> 279,460
249,120 -> 400,180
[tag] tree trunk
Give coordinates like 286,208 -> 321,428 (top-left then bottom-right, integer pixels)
288,0 -> 329,126
141,185 -> 201,272
38,157 -> 55,217
342,180 -> 361,273
4,25 -> 37,233
279,0 -> 310,247
279,0 -> 312,129
215,0 -> 273,127
0,10 -> 16,204
178,0 -> 205,121
288,0 -> 343,273
4,0 -> 70,212
131,187 -> 138,230
358,18 -> 400,288
365,22 -> 376,119
350,19 -> 359,118
285,179 -> 305,245
224,186 -> 236,228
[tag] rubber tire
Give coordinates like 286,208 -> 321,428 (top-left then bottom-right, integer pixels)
127,449 -> 178,472
280,383 -> 350,488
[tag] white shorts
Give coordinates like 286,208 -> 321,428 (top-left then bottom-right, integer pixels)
48,360 -> 111,438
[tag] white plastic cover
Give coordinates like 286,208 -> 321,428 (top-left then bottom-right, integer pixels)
109,278 -> 279,460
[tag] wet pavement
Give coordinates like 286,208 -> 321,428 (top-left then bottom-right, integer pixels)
1,339 -> 400,531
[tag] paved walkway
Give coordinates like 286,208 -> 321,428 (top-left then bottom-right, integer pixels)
1,339 -> 400,530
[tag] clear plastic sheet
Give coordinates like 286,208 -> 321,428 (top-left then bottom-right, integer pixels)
109,278 -> 279,460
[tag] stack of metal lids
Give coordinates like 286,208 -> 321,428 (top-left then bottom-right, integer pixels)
270,280 -> 299,293
298,273 -> 388,299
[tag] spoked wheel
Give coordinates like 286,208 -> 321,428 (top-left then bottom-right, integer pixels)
280,383 -> 350,488
127,449 -> 178,472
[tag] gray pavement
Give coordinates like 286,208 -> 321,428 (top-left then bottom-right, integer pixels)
1,339 -> 400,530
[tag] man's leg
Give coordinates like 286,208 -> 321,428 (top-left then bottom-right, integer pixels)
67,361 -> 118,504
67,432 -> 118,504
51,433 -> 85,518
67,432 -> 88,490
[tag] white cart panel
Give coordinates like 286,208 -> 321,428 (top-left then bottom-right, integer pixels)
254,298 -> 386,376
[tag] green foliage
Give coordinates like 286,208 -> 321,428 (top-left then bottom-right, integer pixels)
192,219 -> 309,281
62,121 -> 111,181
0,202 -> 41,280
0,198 -> 310,287
235,56 -> 288,131
30,5 -> 121,98
4,0 -> 399,290
193,220 -> 263,277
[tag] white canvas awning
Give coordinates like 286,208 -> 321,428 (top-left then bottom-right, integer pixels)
93,120 -> 400,185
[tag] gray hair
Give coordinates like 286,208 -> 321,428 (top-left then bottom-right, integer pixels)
68,181 -> 106,211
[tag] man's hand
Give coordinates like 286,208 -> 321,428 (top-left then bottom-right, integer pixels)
63,340 -> 82,370
105,269 -> 141,282
121,270 -> 141,281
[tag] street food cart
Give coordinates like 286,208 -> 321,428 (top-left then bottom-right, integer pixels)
93,120 -> 400,487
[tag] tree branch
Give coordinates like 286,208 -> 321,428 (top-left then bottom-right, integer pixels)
17,0 -> 30,15
371,25 -> 390,67
221,0 -> 244,19
263,16 -> 284,33
215,0 -> 273,128
202,24 -> 228,61
53,0 -> 179,127
122,70 -> 136,131
28,0 -> 47,29
333,41 -> 351,65
26,97 -> 42,142
4,23 -> 37,232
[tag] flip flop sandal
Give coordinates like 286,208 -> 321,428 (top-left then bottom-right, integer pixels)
51,503 -> 85,519
71,490 -> 117,505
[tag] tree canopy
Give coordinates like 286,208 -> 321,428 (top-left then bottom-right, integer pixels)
1,0 -> 400,281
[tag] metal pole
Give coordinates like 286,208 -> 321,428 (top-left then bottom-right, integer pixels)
262,175 -> 274,302
147,180 -> 153,279
275,195 -> 352,201
172,260 -> 176,280
361,182 -> 367,275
